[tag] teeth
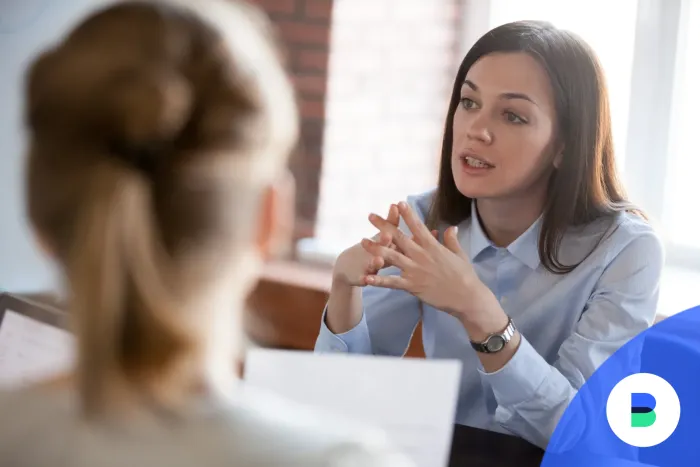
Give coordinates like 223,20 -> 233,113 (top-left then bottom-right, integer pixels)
464,156 -> 490,168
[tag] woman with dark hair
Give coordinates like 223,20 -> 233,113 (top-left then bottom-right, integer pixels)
315,20 -> 663,448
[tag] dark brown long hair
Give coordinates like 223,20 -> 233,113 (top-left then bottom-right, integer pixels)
24,0 -> 297,416
427,20 -> 641,274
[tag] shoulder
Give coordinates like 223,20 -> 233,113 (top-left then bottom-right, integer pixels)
0,386 -> 71,419
209,386 -> 414,467
0,388 -> 73,461
562,211 -> 664,269
601,211 -> 664,265
0,386 -> 412,467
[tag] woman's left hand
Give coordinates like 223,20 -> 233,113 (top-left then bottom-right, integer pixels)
361,201 -> 500,325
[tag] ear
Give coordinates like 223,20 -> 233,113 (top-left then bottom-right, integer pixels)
553,152 -> 563,169
552,143 -> 565,169
255,171 -> 295,260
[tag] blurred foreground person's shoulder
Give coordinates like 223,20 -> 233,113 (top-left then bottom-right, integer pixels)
0,385 -> 413,466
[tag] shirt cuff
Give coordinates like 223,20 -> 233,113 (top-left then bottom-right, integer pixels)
478,335 -> 551,407
314,305 -> 373,354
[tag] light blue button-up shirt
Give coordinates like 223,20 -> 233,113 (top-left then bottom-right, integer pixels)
314,190 -> 663,449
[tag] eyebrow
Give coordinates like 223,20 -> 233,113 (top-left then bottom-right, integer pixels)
463,79 -> 538,107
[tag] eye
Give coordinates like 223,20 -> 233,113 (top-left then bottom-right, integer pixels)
504,111 -> 527,124
460,97 -> 478,110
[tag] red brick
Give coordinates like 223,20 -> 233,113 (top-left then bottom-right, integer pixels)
300,98 -> 325,119
277,20 -> 330,46
296,50 -> 328,73
302,119 -> 325,135
251,0 -> 297,15
304,0 -> 333,20
292,75 -> 327,97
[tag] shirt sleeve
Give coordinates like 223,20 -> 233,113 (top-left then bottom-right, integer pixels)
477,230 -> 664,449
314,194 -> 430,357
314,269 -> 422,356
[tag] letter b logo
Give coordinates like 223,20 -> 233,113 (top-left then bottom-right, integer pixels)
607,373 -> 680,447
631,393 -> 656,427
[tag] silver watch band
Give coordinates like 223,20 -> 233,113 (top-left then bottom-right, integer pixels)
470,317 -> 515,353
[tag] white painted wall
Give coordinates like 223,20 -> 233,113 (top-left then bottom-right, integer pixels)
0,0 -> 109,292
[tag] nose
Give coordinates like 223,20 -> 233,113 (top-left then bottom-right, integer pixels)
465,114 -> 492,145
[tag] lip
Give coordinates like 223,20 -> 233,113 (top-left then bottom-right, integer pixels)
458,149 -> 496,170
456,150 -> 495,167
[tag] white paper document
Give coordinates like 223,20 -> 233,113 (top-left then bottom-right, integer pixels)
244,349 -> 462,467
0,310 -> 75,388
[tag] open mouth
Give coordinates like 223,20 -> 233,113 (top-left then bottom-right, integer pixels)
460,154 -> 495,170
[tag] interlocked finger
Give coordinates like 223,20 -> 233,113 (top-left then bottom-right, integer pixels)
361,238 -> 415,270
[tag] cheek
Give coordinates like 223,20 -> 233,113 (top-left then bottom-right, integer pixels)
499,125 -> 554,173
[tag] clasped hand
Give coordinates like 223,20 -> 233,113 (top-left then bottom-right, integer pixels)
360,201 -> 494,321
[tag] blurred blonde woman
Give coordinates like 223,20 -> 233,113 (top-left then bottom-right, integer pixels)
0,1 -> 412,466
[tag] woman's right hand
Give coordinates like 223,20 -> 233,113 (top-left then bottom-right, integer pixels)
332,204 -> 401,287
332,204 -> 438,287
325,202 -> 436,334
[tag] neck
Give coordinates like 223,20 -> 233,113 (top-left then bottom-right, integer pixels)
198,253 -> 262,398
196,286 -> 246,398
475,186 -> 547,247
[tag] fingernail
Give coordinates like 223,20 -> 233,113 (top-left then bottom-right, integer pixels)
365,276 -> 375,284
398,201 -> 407,210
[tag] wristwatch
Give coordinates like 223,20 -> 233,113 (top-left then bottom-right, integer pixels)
470,317 -> 516,354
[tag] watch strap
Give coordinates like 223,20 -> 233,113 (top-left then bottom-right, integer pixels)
470,317 -> 515,353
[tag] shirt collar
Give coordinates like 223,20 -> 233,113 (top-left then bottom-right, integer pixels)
468,201 -> 492,262
468,201 -> 542,270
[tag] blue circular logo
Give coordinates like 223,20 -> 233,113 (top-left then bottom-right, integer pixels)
606,373 -> 681,447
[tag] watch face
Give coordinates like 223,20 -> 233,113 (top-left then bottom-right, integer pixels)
486,336 -> 505,352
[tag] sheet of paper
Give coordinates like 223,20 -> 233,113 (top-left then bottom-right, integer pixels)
244,349 -> 462,467
0,310 -> 75,388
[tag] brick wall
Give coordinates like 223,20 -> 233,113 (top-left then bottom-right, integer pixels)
251,0 -> 463,253
308,0 -> 464,257
250,0 -> 334,239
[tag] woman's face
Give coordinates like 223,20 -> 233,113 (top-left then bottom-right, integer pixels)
451,52 -> 560,200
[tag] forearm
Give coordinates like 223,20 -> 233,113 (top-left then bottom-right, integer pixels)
325,280 -> 364,334
317,273 -> 423,356
456,285 -> 519,373
477,331 -> 522,373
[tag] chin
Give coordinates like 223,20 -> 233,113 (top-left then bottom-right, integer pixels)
453,177 -> 503,200
451,159 -> 501,199
455,186 -> 492,200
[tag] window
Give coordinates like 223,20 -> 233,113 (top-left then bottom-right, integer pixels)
475,0 -> 639,170
663,0 -> 700,251
298,0 -> 700,316
297,0 -> 460,262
